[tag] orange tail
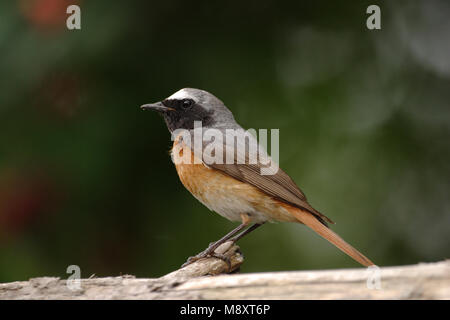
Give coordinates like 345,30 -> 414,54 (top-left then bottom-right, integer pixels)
287,207 -> 374,267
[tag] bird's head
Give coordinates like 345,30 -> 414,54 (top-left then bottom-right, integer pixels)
141,88 -> 236,132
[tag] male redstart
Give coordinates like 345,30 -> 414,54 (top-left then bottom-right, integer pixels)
141,88 -> 374,267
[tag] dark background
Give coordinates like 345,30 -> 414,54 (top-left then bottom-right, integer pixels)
1,0 -> 449,282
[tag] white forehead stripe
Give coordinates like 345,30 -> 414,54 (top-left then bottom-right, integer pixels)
167,89 -> 196,101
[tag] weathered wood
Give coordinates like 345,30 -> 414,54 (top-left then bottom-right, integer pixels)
0,242 -> 448,299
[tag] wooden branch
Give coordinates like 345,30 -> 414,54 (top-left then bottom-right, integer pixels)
0,241 -> 448,299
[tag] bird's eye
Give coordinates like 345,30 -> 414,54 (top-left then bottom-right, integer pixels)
182,99 -> 193,109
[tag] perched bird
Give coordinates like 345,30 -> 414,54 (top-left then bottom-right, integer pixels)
141,88 -> 374,267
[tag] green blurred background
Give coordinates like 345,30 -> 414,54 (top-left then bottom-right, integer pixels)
1,0 -> 449,282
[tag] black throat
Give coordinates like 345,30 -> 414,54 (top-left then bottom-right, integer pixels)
161,99 -> 215,132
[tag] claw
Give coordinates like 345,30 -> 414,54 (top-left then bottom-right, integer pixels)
181,243 -> 235,270
210,252 -> 232,272
181,254 -> 206,268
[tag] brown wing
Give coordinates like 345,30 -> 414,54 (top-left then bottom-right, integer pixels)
183,128 -> 334,226
210,162 -> 334,226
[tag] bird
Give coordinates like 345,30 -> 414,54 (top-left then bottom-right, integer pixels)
141,88 -> 374,268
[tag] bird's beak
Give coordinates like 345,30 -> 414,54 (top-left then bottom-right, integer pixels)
140,101 -> 174,113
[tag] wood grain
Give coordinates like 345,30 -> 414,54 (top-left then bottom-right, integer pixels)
0,243 -> 448,300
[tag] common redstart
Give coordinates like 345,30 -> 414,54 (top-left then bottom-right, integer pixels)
141,88 -> 374,267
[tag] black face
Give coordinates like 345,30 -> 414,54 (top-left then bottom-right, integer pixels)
160,98 -> 214,132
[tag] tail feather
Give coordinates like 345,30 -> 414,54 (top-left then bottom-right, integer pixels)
287,207 -> 374,267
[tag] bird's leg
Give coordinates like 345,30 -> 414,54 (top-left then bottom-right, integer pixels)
181,222 -> 249,268
181,214 -> 266,268
206,222 -> 266,271
229,222 -> 265,243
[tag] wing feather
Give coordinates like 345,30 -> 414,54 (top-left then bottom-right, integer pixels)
187,129 -> 334,225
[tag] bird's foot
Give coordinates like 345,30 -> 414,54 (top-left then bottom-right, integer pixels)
181,251 -> 233,270
181,243 -> 216,268
181,253 -> 207,268
181,240 -> 234,269
209,252 -> 232,272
